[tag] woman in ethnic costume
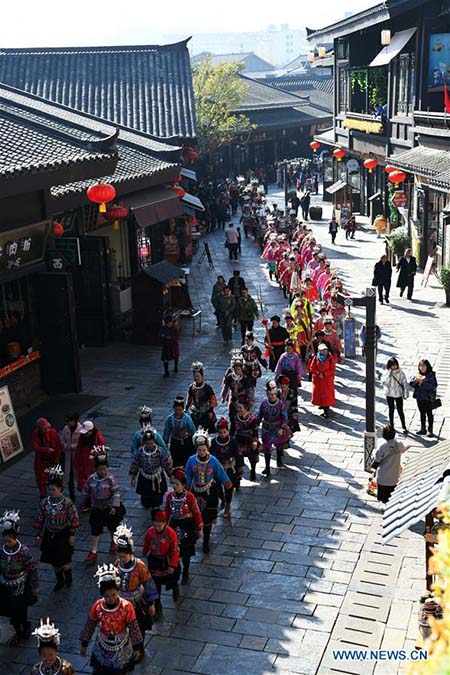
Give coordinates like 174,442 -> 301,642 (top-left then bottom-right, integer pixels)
142,510 -> 180,621
0,510 -> 38,645
221,350 -> 252,432
129,429 -> 173,510
185,428 -> 232,554
35,465 -> 79,591
186,362 -> 217,432
165,468 -> 203,585
257,380 -> 292,476
163,396 -> 196,467
83,447 -> 125,563
277,374 -> 300,432
234,396 -> 261,481
210,418 -> 244,517
31,618 -> 75,675
113,525 -> 158,642
80,564 -> 143,674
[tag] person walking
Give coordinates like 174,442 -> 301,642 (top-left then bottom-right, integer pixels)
142,510 -> 180,619
31,619 -> 75,675
344,215 -> 356,240
257,380 -> 292,474
216,287 -> 235,345
59,412 -> 81,501
225,223 -> 239,261
382,357 -> 409,433
309,343 -> 336,418
328,216 -> 339,245
160,314 -> 179,377
163,396 -> 196,467
32,418 -> 62,499
370,425 -> 409,504
130,429 -> 173,510
211,275 -> 226,328
300,191 -> 311,220
396,248 -> 417,299
74,420 -> 106,495
373,254 -> 392,304
237,288 -> 259,344
264,315 -> 289,371
410,359 -> 438,437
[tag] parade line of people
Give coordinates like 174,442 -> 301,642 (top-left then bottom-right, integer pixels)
0,174 -> 440,675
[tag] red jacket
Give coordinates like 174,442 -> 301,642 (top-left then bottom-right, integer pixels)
32,427 -> 62,469
164,490 -> 203,530
310,354 -> 336,407
74,428 -> 106,491
142,525 -> 179,571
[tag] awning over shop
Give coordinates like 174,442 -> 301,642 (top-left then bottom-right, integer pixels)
182,192 -> 205,212
143,260 -> 185,284
181,168 -> 197,181
369,28 -> 416,67
382,440 -> 450,543
126,187 -> 184,227
326,180 -> 349,194
313,127 -> 335,147
391,146 -> 450,178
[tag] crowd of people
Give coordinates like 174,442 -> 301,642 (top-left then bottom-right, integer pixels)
0,169 -> 441,675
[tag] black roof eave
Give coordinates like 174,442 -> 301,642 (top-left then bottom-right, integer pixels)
0,153 -> 118,200
307,0 -> 428,42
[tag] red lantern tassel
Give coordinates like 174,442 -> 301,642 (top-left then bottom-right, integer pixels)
99,202 -> 106,213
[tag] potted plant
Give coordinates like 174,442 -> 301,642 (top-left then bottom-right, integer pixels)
439,266 -> 450,306
387,227 -> 411,263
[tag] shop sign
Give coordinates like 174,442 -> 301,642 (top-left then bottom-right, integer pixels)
54,237 -> 81,266
0,385 -> 24,463
391,191 -> 408,208
0,221 -> 50,275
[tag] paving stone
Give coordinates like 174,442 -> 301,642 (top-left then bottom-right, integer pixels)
293,605 -> 340,633
192,643 -> 277,674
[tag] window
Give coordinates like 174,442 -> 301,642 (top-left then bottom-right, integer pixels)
338,67 -> 349,113
396,53 -> 415,114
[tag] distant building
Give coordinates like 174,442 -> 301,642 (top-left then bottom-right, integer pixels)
176,24 -> 307,67
192,52 -> 275,74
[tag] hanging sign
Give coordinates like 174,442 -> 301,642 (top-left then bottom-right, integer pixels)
0,385 -> 24,463
391,191 -> 408,208
0,221 -> 50,276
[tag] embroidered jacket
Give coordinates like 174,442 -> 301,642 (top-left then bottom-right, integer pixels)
83,472 -> 121,509
30,658 -> 75,675
131,428 -> 167,460
163,412 -> 196,443
185,453 -> 231,489
165,489 -> 203,529
114,556 -> 159,605
0,540 -> 38,594
142,525 -> 180,569
186,382 -> 217,415
129,444 -> 173,479
210,435 -> 244,471
35,495 -> 79,535
80,597 -> 142,647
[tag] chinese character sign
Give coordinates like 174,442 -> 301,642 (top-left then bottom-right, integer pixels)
0,221 -> 50,275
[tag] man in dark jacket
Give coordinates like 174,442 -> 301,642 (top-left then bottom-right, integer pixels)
372,254 -> 392,304
300,191 -> 311,221
396,248 -> 417,300
217,287 -> 236,344
328,217 -> 339,245
265,315 -> 289,371
237,288 -> 259,343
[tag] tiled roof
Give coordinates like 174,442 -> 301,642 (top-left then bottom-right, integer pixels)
0,40 -> 196,140
245,106 -> 330,129
262,75 -> 333,113
391,146 -> 450,177
51,129 -> 180,198
0,83 -> 117,183
239,75 -> 311,110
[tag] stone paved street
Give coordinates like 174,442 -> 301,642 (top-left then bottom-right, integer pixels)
0,187 -> 449,674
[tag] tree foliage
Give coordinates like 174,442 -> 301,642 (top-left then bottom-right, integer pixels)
192,58 -> 254,156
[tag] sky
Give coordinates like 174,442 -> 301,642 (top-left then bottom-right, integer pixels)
2,0 -> 376,47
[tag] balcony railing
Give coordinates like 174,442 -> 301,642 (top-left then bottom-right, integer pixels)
337,112 -> 386,136
413,110 -> 450,131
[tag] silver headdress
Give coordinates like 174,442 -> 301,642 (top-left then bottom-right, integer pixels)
192,361 -> 204,375
230,349 -> 244,367
137,405 -> 152,420
0,509 -> 20,534
45,464 -> 64,482
193,426 -> 210,447
94,563 -> 121,589
90,445 -> 110,462
114,523 -> 134,550
32,617 -> 60,648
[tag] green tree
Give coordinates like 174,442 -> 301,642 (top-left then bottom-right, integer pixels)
192,58 -> 254,157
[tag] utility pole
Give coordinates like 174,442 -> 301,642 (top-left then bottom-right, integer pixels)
337,288 -> 377,471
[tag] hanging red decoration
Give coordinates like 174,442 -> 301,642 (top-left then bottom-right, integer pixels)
183,147 -> 199,162
53,222 -> 64,237
363,158 -> 378,173
87,183 -> 116,213
310,141 -> 320,153
170,174 -> 183,185
388,170 -> 407,187
172,185 -> 186,199
104,204 -> 129,231
333,148 -> 346,162
385,165 -> 397,174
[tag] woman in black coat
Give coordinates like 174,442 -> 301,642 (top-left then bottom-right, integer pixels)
409,359 -> 438,437
372,254 -> 392,304
396,248 -> 417,299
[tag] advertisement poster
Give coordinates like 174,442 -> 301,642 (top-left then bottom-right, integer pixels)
0,385 -> 24,463
428,33 -> 450,91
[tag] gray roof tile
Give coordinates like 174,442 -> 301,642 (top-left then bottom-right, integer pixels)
0,40 -> 196,140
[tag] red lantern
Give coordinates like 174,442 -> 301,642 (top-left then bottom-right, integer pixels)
172,185 -> 186,199
385,165 -> 397,174
388,170 -> 407,187
333,148 -> 346,162
53,222 -> 64,237
363,158 -> 378,173
183,147 -> 199,162
104,204 -> 128,231
87,183 -> 116,213
310,141 -> 320,153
